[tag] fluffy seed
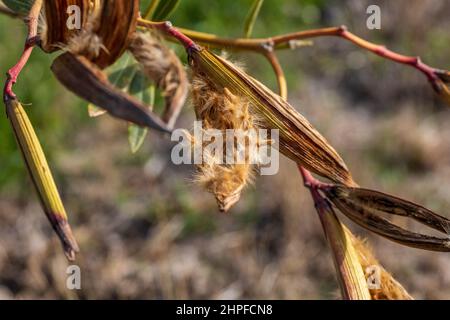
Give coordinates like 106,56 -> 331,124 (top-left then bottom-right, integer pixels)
129,32 -> 188,128
191,70 -> 265,212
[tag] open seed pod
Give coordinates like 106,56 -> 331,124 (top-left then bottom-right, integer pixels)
323,185 -> 450,252
42,0 -> 139,69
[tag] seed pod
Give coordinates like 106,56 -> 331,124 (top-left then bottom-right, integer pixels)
51,52 -> 171,133
42,0 -> 139,69
41,0 -> 91,53
189,47 -> 356,187
314,198 -> 371,299
129,32 -> 188,129
323,185 -> 450,252
5,98 -> 79,261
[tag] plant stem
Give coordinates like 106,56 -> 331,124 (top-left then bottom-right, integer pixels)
3,0 -> 42,102
138,19 -> 444,89
263,51 -> 288,100
138,19 -> 199,50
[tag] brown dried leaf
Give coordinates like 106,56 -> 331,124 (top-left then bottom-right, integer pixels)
129,32 -> 188,129
323,185 -> 450,252
51,52 -> 171,133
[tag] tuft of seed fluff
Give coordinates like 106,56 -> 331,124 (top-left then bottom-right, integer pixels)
191,69 -> 263,212
129,32 -> 188,129
352,237 -> 413,300
65,19 -> 105,59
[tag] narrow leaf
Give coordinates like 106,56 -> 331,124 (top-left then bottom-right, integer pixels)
243,0 -> 264,38
152,0 -> 180,21
143,0 -> 160,19
2,0 -> 33,15
128,71 -> 156,153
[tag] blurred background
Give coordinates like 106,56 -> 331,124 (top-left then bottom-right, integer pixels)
0,0 -> 450,299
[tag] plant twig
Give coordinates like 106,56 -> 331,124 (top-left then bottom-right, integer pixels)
263,51 -> 288,100
139,19 -> 448,95
3,0 -> 42,102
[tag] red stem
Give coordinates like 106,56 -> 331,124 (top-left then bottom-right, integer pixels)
270,26 -> 440,85
146,21 -> 198,51
3,0 -> 42,102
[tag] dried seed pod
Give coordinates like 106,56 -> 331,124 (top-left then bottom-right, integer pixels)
129,32 -> 188,129
315,200 -> 371,299
191,72 -> 263,212
42,0 -> 139,68
189,47 -> 356,187
51,52 -> 171,133
323,185 -> 450,252
41,0 -> 91,53
5,98 -> 79,261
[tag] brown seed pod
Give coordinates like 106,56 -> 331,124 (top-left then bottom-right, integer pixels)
189,47 -> 356,187
323,185 -> 450,252
41,0 -> 91,53
42,0 -> 139,69
51,52 -> 171,133
129,32 -> 188,129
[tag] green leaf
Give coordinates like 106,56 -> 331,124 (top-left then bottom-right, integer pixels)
243,0 -> 264,38
142,0 -> 160,19
87,103 -> 107,117
2,0 -> 33,15
152,0 -> 181,21
128,72 -> 156,153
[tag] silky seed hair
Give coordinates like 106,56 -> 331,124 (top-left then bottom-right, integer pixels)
353,237 -> 413,300
191,62 -> 269,212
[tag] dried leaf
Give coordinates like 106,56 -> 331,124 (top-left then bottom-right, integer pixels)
323,185 -> 450,252
51,52 -> 171,133
5,98 -> 79,260
189,48 -> 356,186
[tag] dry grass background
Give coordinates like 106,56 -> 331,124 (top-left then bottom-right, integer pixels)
0,0 -> 450,299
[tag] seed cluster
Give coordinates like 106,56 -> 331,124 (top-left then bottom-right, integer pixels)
191,69 -> 265,212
